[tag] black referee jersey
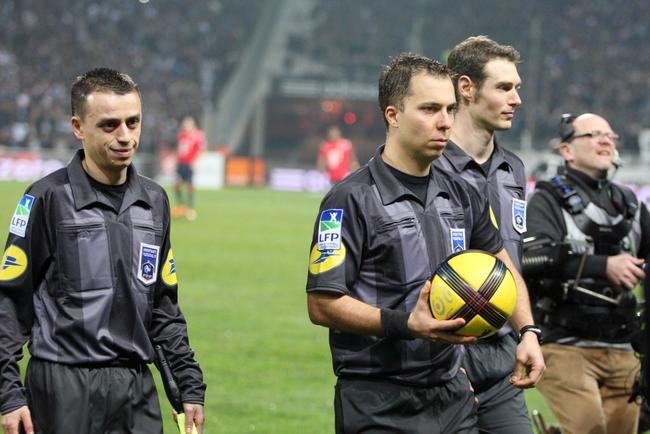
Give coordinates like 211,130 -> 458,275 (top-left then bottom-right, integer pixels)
0,150 -> 205,414
435,140 -> 527,271
306,145 -> 503,386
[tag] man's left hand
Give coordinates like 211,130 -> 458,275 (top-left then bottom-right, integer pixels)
172,403 -> 205,434
511,332 -> 545,389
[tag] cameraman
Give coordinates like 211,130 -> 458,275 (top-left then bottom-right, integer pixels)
524,113 -> 650,434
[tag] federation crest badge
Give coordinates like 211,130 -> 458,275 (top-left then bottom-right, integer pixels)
137,243 -> 160,285
450,228 -> 466,253
317,209 -> 343,251
9,194 -> 35,238
512,199 -> 527,234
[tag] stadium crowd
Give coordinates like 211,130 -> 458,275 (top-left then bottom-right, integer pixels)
286,0 -> 650,150
1,0 -> 649,154
0,0 -> 261,152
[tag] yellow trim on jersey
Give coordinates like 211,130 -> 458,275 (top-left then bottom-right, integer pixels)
309,244 -> 346,274
161,249 -> 178,286
489,205 -> 499,230
0,245 -> 28,281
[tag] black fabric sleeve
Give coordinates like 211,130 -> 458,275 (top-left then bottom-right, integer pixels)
149,190 -> 206,405
638,202 -> 650,260
467,187 -> 504,254
305,184 -> 365,295
525,189 -> 566,241
0,187 -> 50,414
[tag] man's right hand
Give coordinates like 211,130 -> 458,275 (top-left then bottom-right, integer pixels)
407,281 -> 477,344
1,406 -> 34,434
606,254 -> 645,289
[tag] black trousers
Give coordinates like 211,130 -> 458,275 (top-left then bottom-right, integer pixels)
25,358 -> 163,434
334,373 -> 478,434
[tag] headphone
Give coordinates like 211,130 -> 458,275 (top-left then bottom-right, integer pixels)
559,113 -> 577,142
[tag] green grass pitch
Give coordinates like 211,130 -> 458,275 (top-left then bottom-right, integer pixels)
0,181 -> 560,433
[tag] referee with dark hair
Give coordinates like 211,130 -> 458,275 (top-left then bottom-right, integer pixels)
0,68 -> 205,434
435,36 -> 543,433
306,53 -> 544,433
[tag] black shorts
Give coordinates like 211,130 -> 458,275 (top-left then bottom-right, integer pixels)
334,373 -> 478,434
25,358 -> 163,434
177,163 -> 193,184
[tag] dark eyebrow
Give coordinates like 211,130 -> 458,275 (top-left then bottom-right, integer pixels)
97,115 -> 140,127
420,102 -> 444,108
423,101 -> 457,108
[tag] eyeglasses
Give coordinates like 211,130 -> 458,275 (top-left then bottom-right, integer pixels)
571,130 -> 620,143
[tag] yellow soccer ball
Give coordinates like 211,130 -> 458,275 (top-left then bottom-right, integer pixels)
429,250 -> 517,338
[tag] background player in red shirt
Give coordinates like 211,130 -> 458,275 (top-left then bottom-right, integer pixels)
173,116 -> 206,220
317,125 -> 359,184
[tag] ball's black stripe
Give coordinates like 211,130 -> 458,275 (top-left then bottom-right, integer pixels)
437,264 -> 487,322
453,260 -> 508,328
437,262 -> 507,328
437,264 -> 503,326
446,266 -> 507,328
478,260 -> 506,300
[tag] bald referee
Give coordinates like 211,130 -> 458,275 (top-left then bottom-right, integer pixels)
0,68 -> 205,434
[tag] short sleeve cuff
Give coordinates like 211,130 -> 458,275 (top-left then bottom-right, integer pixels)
306,285 -> 349,296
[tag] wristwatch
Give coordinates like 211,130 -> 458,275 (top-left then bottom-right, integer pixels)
519,325 -> 543,344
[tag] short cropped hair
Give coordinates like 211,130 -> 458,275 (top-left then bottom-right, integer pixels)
71,68 -> 140,117
447,36 -> 520,93
378,53 -> 451,128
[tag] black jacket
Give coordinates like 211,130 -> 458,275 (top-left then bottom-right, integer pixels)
0,150 -> 206,414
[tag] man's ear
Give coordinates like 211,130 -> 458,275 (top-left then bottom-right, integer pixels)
558,142 -> 574,164
457,75 -> 475,102
385,105 -> 400,129
71,116 -> 84,141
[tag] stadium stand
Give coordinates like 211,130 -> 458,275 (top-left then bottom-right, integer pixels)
283,0 -> 650,153
0,0 -> 263,152
1,0 -> 649,163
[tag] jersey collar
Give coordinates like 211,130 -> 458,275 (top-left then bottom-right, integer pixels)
443,138 -> 513,176
67,149 -> 153,212
368,144 -> 447,206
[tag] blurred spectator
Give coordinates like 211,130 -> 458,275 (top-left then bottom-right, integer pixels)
317,125 -> 359,183
173,116 -> 206,221
1,0 -> 649,158
0,0 -> 262,151
285,0 -> 650,153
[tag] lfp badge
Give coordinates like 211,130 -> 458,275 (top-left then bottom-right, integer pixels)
137,243 -> 160,285
10,194 -> 35,238
317,209 -> 343,251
